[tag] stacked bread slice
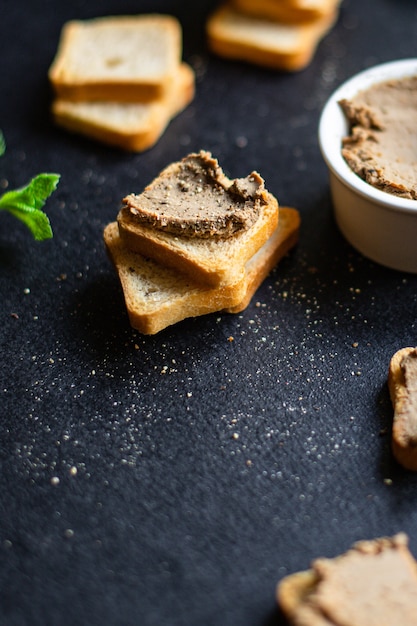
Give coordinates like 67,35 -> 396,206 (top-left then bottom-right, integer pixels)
104,151 -> 300,335
206,0 -> 341,71
48,14 -> 195,151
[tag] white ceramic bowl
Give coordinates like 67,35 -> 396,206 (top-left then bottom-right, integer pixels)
318,58 -> 417,273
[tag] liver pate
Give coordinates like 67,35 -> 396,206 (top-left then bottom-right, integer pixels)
339,75 -> 417,199
291,534 -> 417,626
398,348 -> 417,445
122,150 -> 268,238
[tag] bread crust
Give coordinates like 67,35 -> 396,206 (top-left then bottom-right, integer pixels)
388,346 -> 417,470
231,0 -> 341,24
118,190 -> 278,287
49,14 -> 182,102
104,222 -> 247,334
206,4 -> 338,71
225,206 -> 300,313
277,534 -> 417,625
105,207 -> 299,334
51,63 -> 195,152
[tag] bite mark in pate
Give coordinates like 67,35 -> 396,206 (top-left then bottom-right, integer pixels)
122,150 -> 268,238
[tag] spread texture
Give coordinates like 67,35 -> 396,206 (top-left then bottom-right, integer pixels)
340,76 -> 417,199
122,150 -> 267,238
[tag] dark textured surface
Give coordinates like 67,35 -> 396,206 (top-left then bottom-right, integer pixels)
1,1 -> 417,624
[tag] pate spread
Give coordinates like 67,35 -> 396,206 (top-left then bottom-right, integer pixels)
122,150 -> 267,238
289,534 -> 417,626
397,348 -> 417,445
339,75 -> 417,199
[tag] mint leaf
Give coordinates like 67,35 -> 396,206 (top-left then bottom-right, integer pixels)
0,173 -> 60,240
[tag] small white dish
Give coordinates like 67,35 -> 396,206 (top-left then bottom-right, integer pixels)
318,58 -> 417,273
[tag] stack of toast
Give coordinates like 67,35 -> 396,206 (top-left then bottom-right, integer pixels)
104,151 -> 300,334
206,0 -> 341,71
48,14 -> 195,151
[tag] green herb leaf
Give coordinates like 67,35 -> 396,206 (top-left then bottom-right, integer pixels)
0,173 -> 60,240
0,131 -> 5,157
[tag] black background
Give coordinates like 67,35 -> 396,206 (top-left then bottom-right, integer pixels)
1,1 -> 417,624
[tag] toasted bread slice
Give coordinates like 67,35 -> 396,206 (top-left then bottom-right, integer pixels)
51,63 -> 195,152
49,14 -> 182,102
225,206 -> 300,313
231,0 -> 341,24
117,152 -> 279,286
104,207 -> 298,334
277,534 -> 417,626
104,222 -> 247,335
206,3 -> 338,71
388,347 -> 417,471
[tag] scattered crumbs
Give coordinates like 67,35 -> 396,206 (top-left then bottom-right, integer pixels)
246,460 -> 253,467
384,478 -> 393,486
10,313 -> 19,319
134,344 -> 139,350
64,529 -> 75,539
69,466 -> 77,476
23,288 -> 30,295
232,433 -> 239,440
227,336 -> 234,342
50,476 -> 60,486
352,342 -> 359,348
235,136 -> 248,148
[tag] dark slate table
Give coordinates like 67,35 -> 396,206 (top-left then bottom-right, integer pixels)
1,0 -> 417,624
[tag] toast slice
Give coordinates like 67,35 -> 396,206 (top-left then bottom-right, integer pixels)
51,63 -> 195,152
224,206 -> 300,313
117,151 -> 279,286
277,534 -> 417,626
388,347 -> 417,471
104,207 -> 298,334
104,221 -> 247,335
206,3 -> 338,71
49,14 -> 182,102
231,0 -> 341,25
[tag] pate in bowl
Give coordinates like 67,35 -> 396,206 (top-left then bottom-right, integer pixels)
319,58 -> 417,273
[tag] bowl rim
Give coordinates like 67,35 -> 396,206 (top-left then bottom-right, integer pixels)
318,58 -> 417,215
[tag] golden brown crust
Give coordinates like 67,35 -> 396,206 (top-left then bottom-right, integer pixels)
117,190 -> 279,287
104,222 -> 247,334
231,0 -> 340,24
277,534 -> 417,626
104,211 -> 296,334
51,63 -> 195,152
225,206 -> 300,313
49,15 -> 182,102
388,347 -> 417,470
206,5 -> 338,72
277,570 -> 320,620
